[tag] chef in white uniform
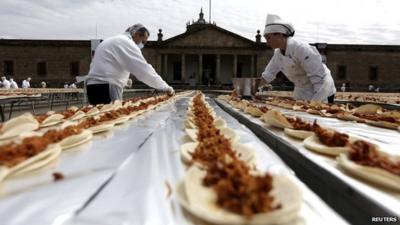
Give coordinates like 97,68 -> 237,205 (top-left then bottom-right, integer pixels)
261,14 -> 336,103
86,23 -> 174,105
1,77 -> 11,89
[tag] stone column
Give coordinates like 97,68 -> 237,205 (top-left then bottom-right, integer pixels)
181,54 -> 186,83
163,54 -> 168,80
233,54 -> 237,78
216,54 -> 221,84
156,54 -> 162,74
198,54 -> 203,84
250,55 -> 255,77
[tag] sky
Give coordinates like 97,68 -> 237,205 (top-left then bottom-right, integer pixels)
0,0 -> 400,45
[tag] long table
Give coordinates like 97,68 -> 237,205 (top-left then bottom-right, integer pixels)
215,98 -> 400,225
0,96 -> 347,225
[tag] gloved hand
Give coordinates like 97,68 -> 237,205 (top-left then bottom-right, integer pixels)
166,87 -> 175,96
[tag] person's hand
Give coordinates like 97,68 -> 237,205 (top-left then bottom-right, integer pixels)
166,87 -> 175,96
258,78 -> 268,87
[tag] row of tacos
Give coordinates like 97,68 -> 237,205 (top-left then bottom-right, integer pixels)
222,94 -> 400,131
0,94 -> 183,142
0,92 -> 193,184
177,93 -> 302,225
222,96 -> 400,192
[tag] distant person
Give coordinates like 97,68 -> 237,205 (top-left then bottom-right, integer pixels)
1,76 -> 11,89
69,83 -> 77,88
340,83 -> 346,92
22,77 -> 31,88
85,23 -> 173,105
375,87 -> 380,93
41,81 -> 47,88
64,83 -> 69,89
368,84 -> 374,92
260,14 -> 336,103
10,78 -> 18,89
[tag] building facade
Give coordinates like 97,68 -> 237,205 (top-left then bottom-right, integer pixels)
0,39 -> 91,87
1,10 -> 400,91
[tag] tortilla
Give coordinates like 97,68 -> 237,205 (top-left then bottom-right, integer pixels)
112,100 -> 123,109
303,134 -> 350,156
109,115 -> 130,125
233,143 -> 257,168
365,120 -> 399,130
88,123 -> 114,134
130,109 -> 146,118
261,110 -> 293,129
380,111 -> 400,119
0,143 -> 61,182
59,129 -> 93,150
284,128 -> 314,140
184,120 -> 196,129
236,101 -> 249,110
338,153 -> 400,191
67,106 -> 79,112
176,166 -> 302,225
305,109 -> 321,115
99,103 -> 115,113
123,101 -> 132,108
85,107 -> 100,117
40,114 -> 65,128
69,111 -> 86,121
353,104 -> 382,114
0,113 -> 39,140
180,142 -> 198,164
277,102 -> 294,110
214,118 -> 227,129
292,105 -> 307,112
244,106 -> 264,117
10,144 -> 61,176
336,112 -> 365,123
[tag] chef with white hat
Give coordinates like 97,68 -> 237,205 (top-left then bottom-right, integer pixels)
261,14 -> 336,103
86,23 -> 174,105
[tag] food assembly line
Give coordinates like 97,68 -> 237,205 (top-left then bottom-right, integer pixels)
0,91 -> 398,225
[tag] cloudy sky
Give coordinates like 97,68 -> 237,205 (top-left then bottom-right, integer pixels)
1,0 -> 399,45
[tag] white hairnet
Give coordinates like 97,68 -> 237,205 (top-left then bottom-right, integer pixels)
263,14 -> 295,37
125,23 -> 145,36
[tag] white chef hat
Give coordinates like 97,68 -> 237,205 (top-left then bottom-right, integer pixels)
125,23 -> 148,36
263,14 -> 295,37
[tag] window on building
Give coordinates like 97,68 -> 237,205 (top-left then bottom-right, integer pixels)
172,62 -> 182,81
369,66 -> 378,81
70,62 -> 80,76
37,61 -> 47,77
337,65 -> 347,80
4,61 -> 14,76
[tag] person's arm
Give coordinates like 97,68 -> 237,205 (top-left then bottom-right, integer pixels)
115,40 -> 172,92
295,44 -> 329,101
261,53 -> 280,84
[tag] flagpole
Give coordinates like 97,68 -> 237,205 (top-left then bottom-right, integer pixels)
209,0 -> 211,23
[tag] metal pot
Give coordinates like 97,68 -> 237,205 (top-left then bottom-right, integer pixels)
232,78 -> 261,97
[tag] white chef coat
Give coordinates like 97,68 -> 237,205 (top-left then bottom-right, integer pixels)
262,37 -> 336,102
22,80 -> 30,88
10,80 -> 18,89
87,32 -> 171,91
2,80 -> 11,89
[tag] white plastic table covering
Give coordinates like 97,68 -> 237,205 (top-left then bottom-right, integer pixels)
0,101 -> 176,225
218,99 -> 400,216
60,97 -> 348,225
